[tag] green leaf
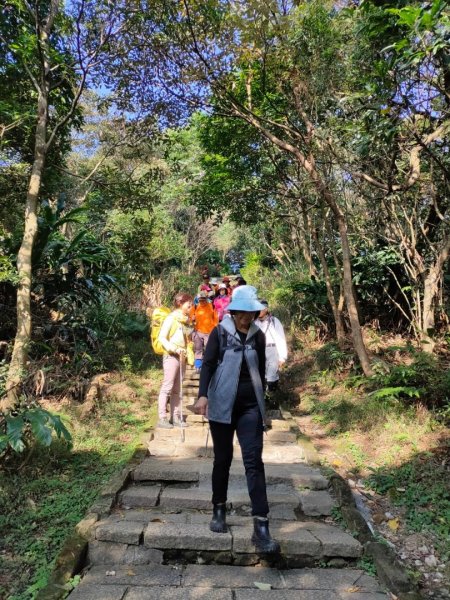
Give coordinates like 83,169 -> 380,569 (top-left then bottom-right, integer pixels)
6,415 -> 26,452
26,410 -> 53,446
48,414 -> 72,442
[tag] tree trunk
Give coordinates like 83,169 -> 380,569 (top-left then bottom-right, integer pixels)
300,206 -> 318,279
311,225 -> 346,344
3,92 -> 48,411
420,236 -> 450,352
232,107 -> 373,375
335,212 -> 373,375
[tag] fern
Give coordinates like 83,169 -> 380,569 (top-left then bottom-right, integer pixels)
368,386 -> 421,401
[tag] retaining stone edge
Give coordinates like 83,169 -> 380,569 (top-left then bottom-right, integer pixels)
328,473 -> 421,600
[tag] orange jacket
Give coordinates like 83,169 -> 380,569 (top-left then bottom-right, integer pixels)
189,302 -> 218,334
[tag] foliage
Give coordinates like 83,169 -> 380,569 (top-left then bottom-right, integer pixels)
0,377 -> 158,599
368,351 -> 450,410
0,406 -> 71,456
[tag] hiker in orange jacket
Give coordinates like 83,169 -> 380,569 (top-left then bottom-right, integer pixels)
189,291 -> 219,372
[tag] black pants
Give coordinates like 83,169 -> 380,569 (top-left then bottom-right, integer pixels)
209,380 -> 269,517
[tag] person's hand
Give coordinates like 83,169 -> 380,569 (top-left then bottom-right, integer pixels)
175,347 -> 186,356
279,361 -> 285,369
194,396 -> 208,415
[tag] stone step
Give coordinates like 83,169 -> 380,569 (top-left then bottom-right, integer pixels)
117,482 -> 335,516
68,564 -> 387,599
132,457 -> 329,490
94,510 -> 357,560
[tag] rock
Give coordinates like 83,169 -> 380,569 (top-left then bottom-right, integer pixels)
425,555 -> 438,568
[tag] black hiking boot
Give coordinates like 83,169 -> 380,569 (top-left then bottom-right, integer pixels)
209,503 -> 227,533
251,517 -> 280,553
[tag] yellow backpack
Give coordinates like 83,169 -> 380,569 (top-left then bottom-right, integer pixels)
150,307 -> 178,355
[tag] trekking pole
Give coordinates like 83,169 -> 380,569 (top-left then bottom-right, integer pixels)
205,424 -> 210,456
179,356 -> 185,443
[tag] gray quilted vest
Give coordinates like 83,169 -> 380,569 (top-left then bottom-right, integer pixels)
207,317 -> 265,424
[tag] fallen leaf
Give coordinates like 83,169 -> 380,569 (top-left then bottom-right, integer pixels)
372,512 -> 385,524
254,582 -> 272,590
396,487 -> 406,492
345,586 -> 361,593
105,570 -> 116,576
387,518 -> 400,531
127,570 -> 135,576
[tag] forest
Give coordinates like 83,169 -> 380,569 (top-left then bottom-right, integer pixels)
0,1 -> 449,598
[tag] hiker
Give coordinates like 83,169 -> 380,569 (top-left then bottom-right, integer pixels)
255,300 -> 288,395
213,284 -> 231,321
236,276 -> 247,287
194,285 -> 281,554
156,292 -> 193,429
189,291 -> 219,372
197,273 -> 213,295
221,275 -> 232,295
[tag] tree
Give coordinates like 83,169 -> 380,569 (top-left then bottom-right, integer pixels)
1,0 -> 125,410
119,0 -> 374,373
338,0 -> 450,350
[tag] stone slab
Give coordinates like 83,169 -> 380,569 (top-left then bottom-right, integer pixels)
266,420 -> 294,432
265,431 -> 298,443
159,488 -> 211,510
159,486 -> 300,511
235,591 -> 337,600
230,522 -> 320,555
298,490 -> 336,516
268,505 -> 298,521
125,587 -> 232,600
67,584 -> 127,600
81,565 -> 181,587
262,446 -> 305,463
113,510 -> 189,524
182,565 -> 283,589
281,568 -> 382,591
148,442 -> 213,459
144,522 -> 232,551
303,522 -> 362,558
95,520 -> 144,545
120,486 -> 161,509
133,458 -> 201,483
153,429 -> 208,443
337,594 -> 388,599
88,540 -> 163,565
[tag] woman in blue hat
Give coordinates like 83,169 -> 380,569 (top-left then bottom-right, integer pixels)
194,285 -> 280,554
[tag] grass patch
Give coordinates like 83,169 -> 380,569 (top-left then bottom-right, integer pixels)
367,451 -> 450,557
0,368 -> 160,600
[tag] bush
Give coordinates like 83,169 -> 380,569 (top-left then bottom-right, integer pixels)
369,350 -> 450,410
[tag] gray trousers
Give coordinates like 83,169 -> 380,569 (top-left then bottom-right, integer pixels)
193,331 -> 210,360
157,354 -> 186,420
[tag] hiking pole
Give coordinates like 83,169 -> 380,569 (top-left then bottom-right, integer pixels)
179,355 -> 185,443
205,424 -> 210,456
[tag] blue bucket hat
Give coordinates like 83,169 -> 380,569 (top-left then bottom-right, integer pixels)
227,285 -> 265,312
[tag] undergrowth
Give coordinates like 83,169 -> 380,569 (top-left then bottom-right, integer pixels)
0,367 -> 159,600
291,334 -> 450,559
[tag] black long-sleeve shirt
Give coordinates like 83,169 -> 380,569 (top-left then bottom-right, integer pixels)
198,325 -> 266,398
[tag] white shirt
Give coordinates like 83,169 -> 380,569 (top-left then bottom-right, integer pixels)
255,315 -> 288,362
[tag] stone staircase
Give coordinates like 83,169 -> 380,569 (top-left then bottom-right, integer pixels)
68,366 -> 389,599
